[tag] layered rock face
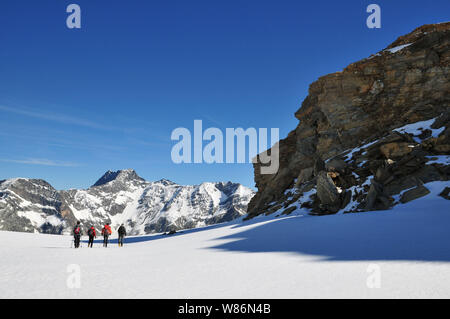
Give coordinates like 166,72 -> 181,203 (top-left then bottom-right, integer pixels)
247,23 -> 450,218
0,170 -> 254,235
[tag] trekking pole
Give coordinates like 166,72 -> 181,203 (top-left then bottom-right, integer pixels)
71,239 -> 73,248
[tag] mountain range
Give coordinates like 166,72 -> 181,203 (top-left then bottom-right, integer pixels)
0,169 -> 254,235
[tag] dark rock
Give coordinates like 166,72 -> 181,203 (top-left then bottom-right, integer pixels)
375,166 -> 391,184
326,158 -> 348,173
297,181 -> 315,197
282,206 -> 297,216
418,129 -> 432,140
316,171 -> 340,206
415,165 -> 443,183
365,180 -> 383,210
379,142 -> 413,159
400,186 -> 431,203
295,167 -> 314,187
384,176 -> 422,196
439,187 -> 450,200
313,158 -> 326,177
431,113 -> 450,129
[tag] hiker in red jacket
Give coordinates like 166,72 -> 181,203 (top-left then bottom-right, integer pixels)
73,221 -> 82,248
87,226 -> 96,248
101,223 -> 112,247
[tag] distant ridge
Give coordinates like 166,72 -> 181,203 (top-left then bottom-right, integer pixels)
0,169 -> 255,235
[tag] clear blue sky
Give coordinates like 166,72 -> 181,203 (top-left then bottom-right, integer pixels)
0,0 -> 448,190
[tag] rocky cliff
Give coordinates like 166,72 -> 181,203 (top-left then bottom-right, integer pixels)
247,22 -> 450,218
0,170 -> 254,235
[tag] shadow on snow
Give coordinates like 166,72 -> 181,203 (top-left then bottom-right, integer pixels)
80,188 -> 450,262
81,219 -> 245,245
208,208 -> 450,262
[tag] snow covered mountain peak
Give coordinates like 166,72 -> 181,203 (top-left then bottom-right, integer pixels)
153,178 -> 177,186
92,169 -> 145,188
0,178 -> 55,193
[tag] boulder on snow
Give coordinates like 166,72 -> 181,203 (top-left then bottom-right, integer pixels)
315,171 -> 342,214
364,180 -> 392,211
316,171 -> 340,205
365,180 -> 382,210
400,186 -> 430,203
439,187 -> 450,200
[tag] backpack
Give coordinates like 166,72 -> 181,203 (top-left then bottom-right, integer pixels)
88,228 -> 94,236
74,226 -> 81,235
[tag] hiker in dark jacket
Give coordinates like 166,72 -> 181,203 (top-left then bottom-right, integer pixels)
87,226 -> 96,248
73,221 -> 82,248
118,224 -> 126,247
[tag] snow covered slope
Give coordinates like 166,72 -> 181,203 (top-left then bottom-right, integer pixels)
0,181 -> 448,298
0,170 -> 254,235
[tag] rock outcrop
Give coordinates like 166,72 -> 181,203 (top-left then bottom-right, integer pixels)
247,22 -> 450,219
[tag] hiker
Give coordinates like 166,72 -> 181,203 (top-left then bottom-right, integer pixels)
118,224 -> 126,247
101,223 -> 112,247
73,221 -> 82,248
87,226 -> 96,248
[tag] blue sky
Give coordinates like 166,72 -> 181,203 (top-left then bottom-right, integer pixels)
0,0 -> 448,190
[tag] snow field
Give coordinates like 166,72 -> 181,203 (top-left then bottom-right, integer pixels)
0,181 -> 449,298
